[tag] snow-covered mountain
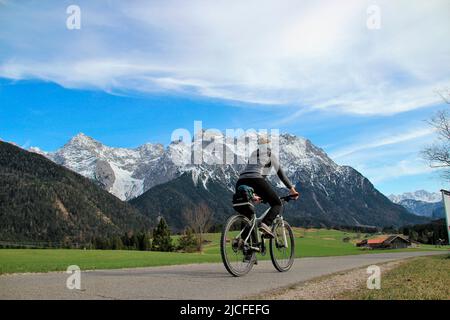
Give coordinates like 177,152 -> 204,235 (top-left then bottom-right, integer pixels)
31,133 -> 171,200
389,190 -> 442,204
30,132 -> 427,228
31,132 -> 339,201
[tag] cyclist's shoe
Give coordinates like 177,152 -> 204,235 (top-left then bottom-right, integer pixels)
259,222 -> 275,238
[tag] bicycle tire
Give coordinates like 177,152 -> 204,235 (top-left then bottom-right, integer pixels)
220,214 -> 257,277
269,220 -> 295,272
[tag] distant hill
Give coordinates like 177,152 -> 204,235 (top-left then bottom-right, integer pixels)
131,170 -> 429,232
129,173 -> 233,231
0,141 -> 151,243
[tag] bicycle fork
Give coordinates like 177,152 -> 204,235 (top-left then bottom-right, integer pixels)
281,218 -> 289,248
275,216 -> 289,249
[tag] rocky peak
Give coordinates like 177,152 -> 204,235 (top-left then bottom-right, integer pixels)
66,133 -> 103,150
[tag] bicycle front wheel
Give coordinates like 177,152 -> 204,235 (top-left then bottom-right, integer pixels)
270,220 -> 295,272
220,214 -> 256,277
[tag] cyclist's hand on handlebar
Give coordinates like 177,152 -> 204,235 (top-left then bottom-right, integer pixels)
289,187 -> 300,200
252,195 -> 262,204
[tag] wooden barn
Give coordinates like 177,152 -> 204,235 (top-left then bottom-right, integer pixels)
356,235 -> 411,249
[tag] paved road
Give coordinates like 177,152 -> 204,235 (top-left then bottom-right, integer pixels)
0,251 -> 445,299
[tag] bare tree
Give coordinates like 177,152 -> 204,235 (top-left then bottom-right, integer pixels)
183,203 -> 213,251
434,87 -> 450,104
421,89 -> 450,180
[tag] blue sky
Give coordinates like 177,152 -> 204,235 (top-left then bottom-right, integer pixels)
0,0 -> 449,196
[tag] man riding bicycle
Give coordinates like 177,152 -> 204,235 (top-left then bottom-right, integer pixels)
236,134 -> 299,238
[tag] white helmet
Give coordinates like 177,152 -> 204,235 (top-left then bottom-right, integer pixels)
257,133 -> 270,145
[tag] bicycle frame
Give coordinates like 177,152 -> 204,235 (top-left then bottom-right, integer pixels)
236,205 -> 289,251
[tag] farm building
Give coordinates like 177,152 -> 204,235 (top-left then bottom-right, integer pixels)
356,235 -> 411,249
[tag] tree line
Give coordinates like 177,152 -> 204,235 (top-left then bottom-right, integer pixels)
91,202 -> 215,252
0,202 -> 216,252
399,219 -> 448,245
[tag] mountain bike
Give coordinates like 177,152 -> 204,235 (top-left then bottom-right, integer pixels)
220,195 -> 297,277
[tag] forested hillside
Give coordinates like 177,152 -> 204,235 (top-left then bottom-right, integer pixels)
0,141 -> 151,243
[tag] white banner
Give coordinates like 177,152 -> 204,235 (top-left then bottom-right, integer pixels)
441,189 -> 450,244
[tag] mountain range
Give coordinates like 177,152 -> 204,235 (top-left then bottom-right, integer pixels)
0,141 -> 151,243
388,190 -> 442,203
29,132 -> 428,230
389,190 -> 445,219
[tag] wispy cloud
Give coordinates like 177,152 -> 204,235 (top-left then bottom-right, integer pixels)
326,123 -> 443,189
357,158 -> 437,183
331,127 -> 435,159
0,0 -> 449,114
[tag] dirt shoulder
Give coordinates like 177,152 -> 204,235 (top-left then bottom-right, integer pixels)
248,260 -> 405,300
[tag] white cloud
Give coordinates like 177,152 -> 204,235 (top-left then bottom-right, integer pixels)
0,0 -> 449,114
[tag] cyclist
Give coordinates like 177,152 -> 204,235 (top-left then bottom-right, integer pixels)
236,134 -> 299,238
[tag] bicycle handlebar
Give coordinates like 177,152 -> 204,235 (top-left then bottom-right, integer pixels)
280,194 -> 298,202
259,194 -> 298,204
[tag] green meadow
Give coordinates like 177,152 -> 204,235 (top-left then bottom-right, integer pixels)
340,255 -> 450,300
1,228 -> 447,274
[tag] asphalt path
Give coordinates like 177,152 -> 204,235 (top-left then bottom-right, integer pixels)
0,251 -> 445,299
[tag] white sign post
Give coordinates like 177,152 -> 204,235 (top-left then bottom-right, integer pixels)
440,189 -> 450,245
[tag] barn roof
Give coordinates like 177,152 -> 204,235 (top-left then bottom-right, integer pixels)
385,235 -> 410,244
367,236 -> 390,244
366,235 -> 410,245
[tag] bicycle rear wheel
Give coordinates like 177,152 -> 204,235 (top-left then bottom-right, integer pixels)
269,220 -> 295,272
220,214 -> 256,277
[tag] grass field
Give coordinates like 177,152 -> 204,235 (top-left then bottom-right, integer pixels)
1,228 -> 448,274
340,255 -> 450,300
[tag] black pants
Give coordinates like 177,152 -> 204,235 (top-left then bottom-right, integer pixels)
236,177 -> 282,226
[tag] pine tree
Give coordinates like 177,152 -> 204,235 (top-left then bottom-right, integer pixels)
112,235 -> 124,250
178,228 -> 199,252
137,232 -> 151,251
121,233 -> 130,248
152,218 -> 173,252
130,234 -> 139,250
